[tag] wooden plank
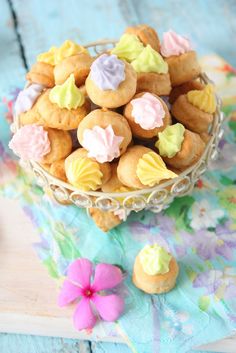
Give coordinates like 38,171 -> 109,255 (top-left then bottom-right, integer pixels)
0,197 -> 124,344
11,0 -> 139,67
0,0 -> 26,94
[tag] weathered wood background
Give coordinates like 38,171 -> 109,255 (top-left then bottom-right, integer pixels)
1,0 -> 236,352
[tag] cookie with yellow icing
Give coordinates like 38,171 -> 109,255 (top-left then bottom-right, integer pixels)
26,62 -> 55,88
169,80 -> 205,104
24,75 -> 90,130
117,145 -> 177,189
65,148 -> 111,191
156,123 -> 206,170
131,45 -> 171,96
123,92 -> 171,139
171,84 -> 216,133
133,244 -> 179,294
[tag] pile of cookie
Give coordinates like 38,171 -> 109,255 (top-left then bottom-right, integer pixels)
9,25 -> 217,232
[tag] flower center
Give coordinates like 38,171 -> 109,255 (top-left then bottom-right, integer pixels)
83,288 -> 94,298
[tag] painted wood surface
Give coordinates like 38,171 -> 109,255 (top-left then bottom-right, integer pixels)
1,0 -> 236,352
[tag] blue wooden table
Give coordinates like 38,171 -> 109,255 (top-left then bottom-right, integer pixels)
1,0 -> 236,352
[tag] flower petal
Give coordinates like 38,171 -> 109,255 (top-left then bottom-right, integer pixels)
67,258 -> 92,288
92,263 -> 123,291
92,294 -> 124,321
73,298 -> 97,330
58,280 -> 82,307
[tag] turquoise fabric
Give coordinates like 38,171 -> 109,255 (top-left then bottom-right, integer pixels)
1,87 -> 236,353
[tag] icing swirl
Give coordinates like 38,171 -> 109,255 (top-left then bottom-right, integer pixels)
131,93 -> 165,130
139,244 -> 171,275
161,30 -> 192,57
54,40 -> 88,65
187,84 -> 216,114
156,123 -> 185,158
37,40 -> 88,66
14,84 -> 44,116
131,45 -> 168,74
66,157 -> 103,191
9,125 -> 50,161
90,54 -> 125,90
49,74 -> 85,109
37,46 -> 57,66
111,33 -> 144,62
136,151 -> 177,186
82,125 -> 124,163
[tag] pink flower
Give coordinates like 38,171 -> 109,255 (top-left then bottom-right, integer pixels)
58,258 -> 124,330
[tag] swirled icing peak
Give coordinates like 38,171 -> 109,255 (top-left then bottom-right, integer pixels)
66,157 -> 103,191
136,151 -> 177,186
37,40 -> 88,66
90,54 -> 125,90
156,123 -> 185,158
9,125 -> 50,161
37,46 -> 57,65
131,45 -> 168,74
82,125 -> 124,163
187,84 -> 216,114
139,244 -> 171,275
49,74 -> 85,109
111,34 -> 144,62
54,40 -> 88,65
14,84 -> 44,116
161,30 -> 192,57
131,93 -> 165,130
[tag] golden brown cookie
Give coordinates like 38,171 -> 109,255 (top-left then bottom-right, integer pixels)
35,90 -> 90,130
54,53 -> 94,87
26,62 -> 55,88
123,92 -> 171,139
88,208 -> 121,232
125,24 -> 160,52
41,128 -> 72,164
169,80 -> 205,104
136,72 -> 171,96
171,94 -> 214,133
165,51 -> 201,86
49,159 -> 67,182
85,61 -> 137,108
162,129 -> 206,170
77,109 -> 132,158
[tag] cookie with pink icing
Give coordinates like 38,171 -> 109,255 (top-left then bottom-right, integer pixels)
9,124 -> 72,164
161,30 -> 201,86
123,92 -> 171,139
86,54 -> 137,108
77,109 -> 132,163
14,84 -> 45,117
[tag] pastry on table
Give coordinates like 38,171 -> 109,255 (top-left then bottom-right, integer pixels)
133,243 -> 179,294
77,109 -> 132,162
171,84 -> 216,133
111,33 -> 144,62
26,62 -> 55,88
125,24 -> 160,52
54,52 -> 94,87
85,54 -> 137,108
131,45 -> 171,96
161,30 -> 201,86
65,148 -> 111,191
9,124 -> 72,164
156,123 -> 205,170
169,80 -> 204,104
88,208 -> 122,232
22,74 -> 90,130
117,145 -> 177,189
123,92 -> 171,139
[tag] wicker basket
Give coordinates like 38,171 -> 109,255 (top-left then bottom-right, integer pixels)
12,40 -> 225,218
